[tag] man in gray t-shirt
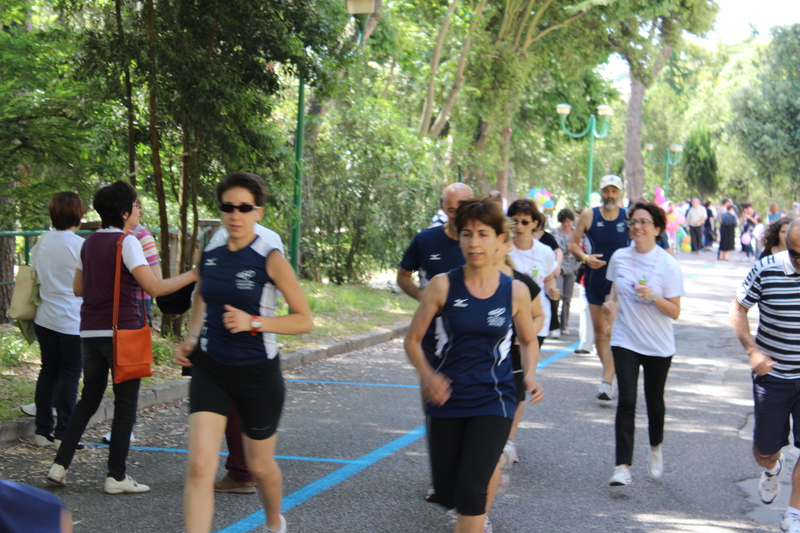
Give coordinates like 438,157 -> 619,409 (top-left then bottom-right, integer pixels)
685,198 -> 706,254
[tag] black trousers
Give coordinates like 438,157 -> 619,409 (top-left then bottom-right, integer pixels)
689,225 -> 704,252
429,415 -> 512,515
612,346 -> 672,466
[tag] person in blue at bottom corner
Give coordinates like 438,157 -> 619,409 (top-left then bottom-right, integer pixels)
568,175 -> 629,402
405,198 -> 543,533
175,172 -> 313,533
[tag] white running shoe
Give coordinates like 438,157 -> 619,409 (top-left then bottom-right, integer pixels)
266,514 -> 287,533
759,454 -> 783,504
780,513 -> 800,532
548,330 -> 561,339
47,464 -> 66,486
647,447 -> 663,480
609,465 -> 631,486
501,440 -> 518,471
597,381 -> 613,401
484,515 -> 493,533
104,475 -> 150,494
34,434 -> 54,447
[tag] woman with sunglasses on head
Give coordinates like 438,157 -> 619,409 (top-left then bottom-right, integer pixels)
175,172 -> 312,533
507,199 -> 560,348
405,199 -> 542,533
602,202 -> 684,487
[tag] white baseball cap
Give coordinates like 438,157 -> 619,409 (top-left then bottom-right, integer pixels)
599,174 -> 623,191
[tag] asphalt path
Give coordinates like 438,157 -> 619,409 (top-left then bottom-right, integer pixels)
0,253 -> 786,532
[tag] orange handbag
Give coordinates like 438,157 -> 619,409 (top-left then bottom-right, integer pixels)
112,234 -> 153,384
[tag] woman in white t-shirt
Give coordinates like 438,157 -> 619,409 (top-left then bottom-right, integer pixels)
507,199 -> 560,346
31,192 -> 86,449
602,202 -> 685,487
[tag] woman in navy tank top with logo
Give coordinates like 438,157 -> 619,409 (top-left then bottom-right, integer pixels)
405,199 -> 543,533
175,172 -> 312,533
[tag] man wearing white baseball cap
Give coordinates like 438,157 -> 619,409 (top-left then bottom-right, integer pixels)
568,175 -> 629,401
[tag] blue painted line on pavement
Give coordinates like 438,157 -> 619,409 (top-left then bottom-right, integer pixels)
684,261 -> 716,280
83,443 -> 354,463
537,342 -> 580,370
216,425 -> 426,533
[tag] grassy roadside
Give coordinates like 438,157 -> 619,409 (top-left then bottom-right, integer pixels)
0,281 -> 418,423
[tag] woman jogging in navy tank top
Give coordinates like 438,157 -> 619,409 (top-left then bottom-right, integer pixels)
175,172 -> 312,533
405,198 -> 543,533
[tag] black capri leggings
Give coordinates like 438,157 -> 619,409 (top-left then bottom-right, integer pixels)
429,415 -> 513,515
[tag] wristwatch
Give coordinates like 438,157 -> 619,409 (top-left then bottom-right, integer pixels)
250,315 -> 263,336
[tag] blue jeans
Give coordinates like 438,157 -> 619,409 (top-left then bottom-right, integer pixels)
55,337 -> 140,481
34,324 -> 82,440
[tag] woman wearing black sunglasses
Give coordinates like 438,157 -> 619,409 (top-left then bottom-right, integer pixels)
175,172 -> 312,533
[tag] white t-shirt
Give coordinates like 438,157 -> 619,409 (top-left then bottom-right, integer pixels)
509,240 -> 556,337
606,244 -> 685,356
31,230 -> 84,335
210,224 -> 284,254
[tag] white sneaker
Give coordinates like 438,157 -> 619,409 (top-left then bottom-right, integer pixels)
759,454 -> 783,504
484,515 -> 493,533
500,440 -> 518,471
266,514 -> 287,533
780,513 -> 800,532
647,447 -> 663,480
609,465 -> 631,486
597,381 -> 613,401
548,330 -> 561,339
104,475 -> 150,494
20,403 -> 36,416
34,434 -> 54,447
47,464 -> 66,486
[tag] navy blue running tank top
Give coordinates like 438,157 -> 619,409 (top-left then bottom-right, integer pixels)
199,235 -> 279,365
585,206 -> 629,285
428,267 -> 516,419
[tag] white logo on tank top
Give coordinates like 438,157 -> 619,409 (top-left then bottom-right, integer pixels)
235,270 -> 256,290
616,222 -> 626,232
204,257 -> 217,266
597,221 -> 604,227
430,254 -> 441,260
487,307 -> 506,327
453,298 -> 469,307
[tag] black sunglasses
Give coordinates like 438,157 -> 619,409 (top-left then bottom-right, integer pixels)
513,219 -> 532,226
789,248 -> 800,260
219,203 -> 258,213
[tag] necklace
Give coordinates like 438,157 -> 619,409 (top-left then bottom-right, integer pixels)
631,245 -> 660,286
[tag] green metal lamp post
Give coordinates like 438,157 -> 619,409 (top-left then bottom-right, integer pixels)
644,142 -> 683,200
557,103 -> 613,207
290,0 -> 375,273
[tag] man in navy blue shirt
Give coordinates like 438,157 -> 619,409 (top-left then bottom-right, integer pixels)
398,182 -> 473,302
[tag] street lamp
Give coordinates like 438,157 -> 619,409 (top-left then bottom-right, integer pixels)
290,0 -> 377,273
644,142 -> 683,200
557,103 -> 613,207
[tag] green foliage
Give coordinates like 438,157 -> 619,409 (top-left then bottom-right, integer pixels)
302,89 -> 443,284
683,124 -> 718,197
730,24 -> 800,198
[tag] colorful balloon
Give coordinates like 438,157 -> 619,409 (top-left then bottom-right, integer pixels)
682,235 -> 691,244
667,213 -> 676,221
655,195 -> 666,205
589,192 -> 602,204
741,233 -> 752,245
544,199 -> 555,209
674,213 -> 685,225
681,243 -> 691,252
655,187 -> 664,196
666,221 -> 678,232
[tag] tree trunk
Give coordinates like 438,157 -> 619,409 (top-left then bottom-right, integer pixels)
624,75 -> 646,202
115,0 -> 136,185
419,0 -> 460,134
0,183 -> 15,323
495,124 -> 512,199
177,130 -> 191,276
